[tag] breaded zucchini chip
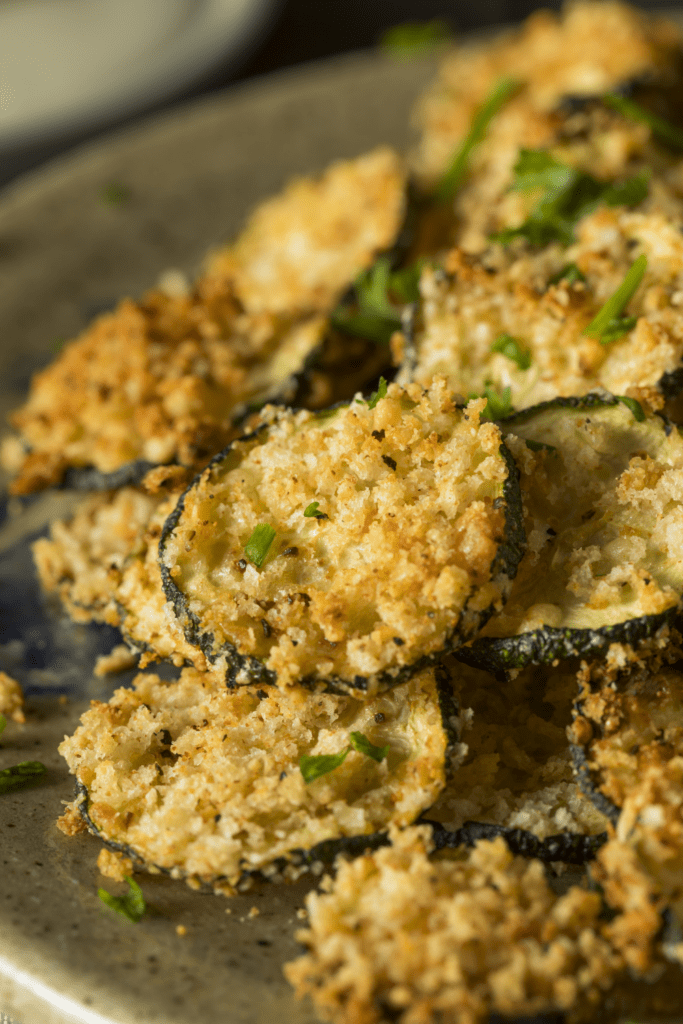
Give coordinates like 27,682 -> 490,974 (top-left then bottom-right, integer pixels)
4,149 -> 407,496
568,643 -> 683,971
203,147 -> 406,318
461,396 -> 683,673
5,282 -> 326,494
397,201 -> 683,412
411,1 -> 683,251
60,665 -> 457,893
428,656 -> 609,843
159,378 -> 525,694
285,824 -> 625,1024
33,473 -> 201,668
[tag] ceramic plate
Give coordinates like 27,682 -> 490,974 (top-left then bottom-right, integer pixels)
0,50 -> 437,1024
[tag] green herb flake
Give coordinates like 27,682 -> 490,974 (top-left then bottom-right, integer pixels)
244,524 -> 277,568
603,92 -> 683,151
471,384 -> 513,421
0,760 -> 46,794
389,259 -> 427,303
348,731 -> 389,763
490,333 -> 531,370
492,150 -> 649,248
525,439 -> 557,453
367,377 -> 388,410
0,715 -> 5,737
615,396 -> 646,422
583,254 -> 647,344
299,749 -> 350,784
98,876 -> 146,923
101,182 -> 132,205
548,263 -> 586,286
380,19 -> 451,56
304,501 -> 327,520
437,77 -> 520,202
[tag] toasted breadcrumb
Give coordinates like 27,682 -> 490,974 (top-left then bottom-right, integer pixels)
161,378 -> 520,690
56,803 -> 87,836
94,645 -> 139,678
0,672 -> 25,724
204,147 -> 406,316
59,665 -> 449,891
285,824 -> 624,1024
97,848 -> 134,882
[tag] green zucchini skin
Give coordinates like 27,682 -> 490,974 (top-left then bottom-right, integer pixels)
569,742 -> 620,827
158,400 -> 525,696
61,459 -> 164,492
458,606 -> 681,676
459,395 -> 683,674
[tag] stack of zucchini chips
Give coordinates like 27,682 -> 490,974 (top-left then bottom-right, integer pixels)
8,1 -> 683,1021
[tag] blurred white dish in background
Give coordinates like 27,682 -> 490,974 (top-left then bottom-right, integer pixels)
0,0 -> 277,150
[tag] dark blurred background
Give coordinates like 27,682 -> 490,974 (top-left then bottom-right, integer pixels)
2,0 -> 682,193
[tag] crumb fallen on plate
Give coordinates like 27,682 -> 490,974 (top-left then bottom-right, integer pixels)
97,847 -> 134,882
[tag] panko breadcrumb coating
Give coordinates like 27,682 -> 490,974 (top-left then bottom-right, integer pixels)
4,148 -> 406,495
32,482 -> 205,670
60,666 -> 452,893
570,648 -> 683,966
429,657 -> 608,841
285,824 -> 624,1024
398,200 -> 683,411
159,379 -> 524,693
204,147 -> 406,317
411,2 -> 683,251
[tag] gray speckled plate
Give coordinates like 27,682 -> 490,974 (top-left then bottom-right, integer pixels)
0,50 -> 437,1024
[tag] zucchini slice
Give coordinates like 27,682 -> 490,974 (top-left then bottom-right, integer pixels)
410,0 -> 682,247
428,656 -> 610,844
284,824 -> 624,1024
159,378 -> 525,695
32,479 -> 202,669
569,642 -> 683,970
59,664 -> 457,894
396,200 -> 683,412
5,148 -> 408,496
461,395 -> 683,673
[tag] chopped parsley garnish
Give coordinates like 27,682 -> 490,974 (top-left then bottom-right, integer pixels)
437,76 -> 520,202
304,501 -> 327,520
244,524 -> 277,568
490,334 -> 531,370
101,182 -> 132,205
380,19 -> 451,56
367,376 -> 388,409
583,255 -> 647,344
348,731 -> 389,762
300,731 -> 389,783
98,876 -> 146,923
548,263 -> 586,286
603,92 -> 683,151
615,395 -> 646,422
470,384 -> 513,421
0,760 -> 46,794
331,258 -> 425,345
492,149 -> 649,247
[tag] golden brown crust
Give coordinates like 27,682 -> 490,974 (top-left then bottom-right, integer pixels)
285,825 -> 624,1024
161,379 -> 517,690
0,672 -> 25,724
60,666 -> 449,891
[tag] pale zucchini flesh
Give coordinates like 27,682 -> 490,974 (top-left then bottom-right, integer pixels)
461,396 -> 683,672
